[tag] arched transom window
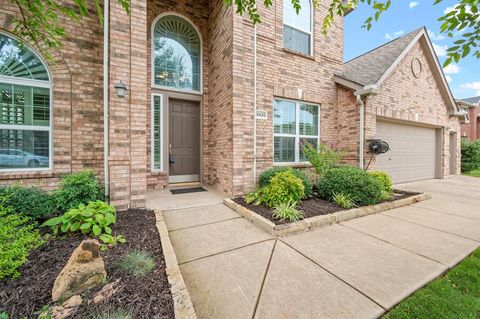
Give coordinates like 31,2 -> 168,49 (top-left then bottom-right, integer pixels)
153,15 -> 201,92
283,0 -> 312,55
0,32 -> 51,170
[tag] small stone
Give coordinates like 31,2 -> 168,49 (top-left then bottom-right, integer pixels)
91,279 -> 120,304
62,295 -> 82,309
52,239 -> 107,302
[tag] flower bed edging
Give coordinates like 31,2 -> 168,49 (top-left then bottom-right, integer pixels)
154,210 -> 197,319
224,193 -> 431,237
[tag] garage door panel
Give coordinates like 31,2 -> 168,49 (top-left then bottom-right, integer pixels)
375,121 -> 437,184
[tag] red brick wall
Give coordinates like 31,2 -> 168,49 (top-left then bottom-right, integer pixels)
0,1 -> 104,190
461,106 -> 480,141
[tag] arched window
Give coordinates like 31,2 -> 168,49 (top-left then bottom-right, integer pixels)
283,0 -> 312,55
153,15 -> 201,92
0,32 -> 51,170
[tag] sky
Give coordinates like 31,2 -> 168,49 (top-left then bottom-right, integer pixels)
344,0 -> 480,99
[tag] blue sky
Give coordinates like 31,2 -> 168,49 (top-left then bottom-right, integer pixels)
344,0 -> 480,99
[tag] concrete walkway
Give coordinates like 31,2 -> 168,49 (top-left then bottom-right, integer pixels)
147,176 -> 480,319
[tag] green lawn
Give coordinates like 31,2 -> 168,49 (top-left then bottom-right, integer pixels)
463,169 -> 480,177
384,249 -> 480,319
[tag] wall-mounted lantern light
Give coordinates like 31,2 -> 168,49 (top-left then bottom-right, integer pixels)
114,80 -> 127,98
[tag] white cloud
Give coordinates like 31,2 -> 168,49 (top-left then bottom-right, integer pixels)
409,1 -> 419,9
385,30 -> 405,40
460,82 -> 480,95
445,75 -> 452,83
443,64 -> 461,74
427,29 -> 445,41
432,43 -> 448,57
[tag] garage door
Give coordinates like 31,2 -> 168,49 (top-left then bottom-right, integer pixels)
375,121 -> 437,184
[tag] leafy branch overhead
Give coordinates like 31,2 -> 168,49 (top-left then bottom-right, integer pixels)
10,0 -> 479,66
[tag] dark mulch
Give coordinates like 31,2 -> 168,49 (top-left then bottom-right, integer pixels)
234,189 -> 421,225
0,209 -> 174,319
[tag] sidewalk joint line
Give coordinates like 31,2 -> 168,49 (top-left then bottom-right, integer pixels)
251,239 -> 277,319
178,238 -> 276,266
280,240 -> 386,310
412,205 -> 480,222
155,202 -> 225,212
168,216 -> 242,233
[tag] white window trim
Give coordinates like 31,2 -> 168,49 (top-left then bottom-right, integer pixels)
273,98 -> 320,164
0,31 -> 53,172
151,93 -> 164,172
282,0 -> 314,56
151,12 -> 203,95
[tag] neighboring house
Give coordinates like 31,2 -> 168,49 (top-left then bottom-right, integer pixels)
0,0 -> 462,209
457,96 -> 480,141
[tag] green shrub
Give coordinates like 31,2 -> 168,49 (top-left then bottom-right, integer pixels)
302,142 -> 342,177
369,171 -> 393,193
0,206 -> 44,279
272,201 -> 304,222
54,170 -> 104,212
118,250 -> 156,277
0,185 -> 56,220
42,200 -> 124,248
332,192 -> 356,209
0,312 -> 8,319
258,167 -> 313,198
261,171 -> 305,208
317,167 -> 383,206
461,139 -> 480,172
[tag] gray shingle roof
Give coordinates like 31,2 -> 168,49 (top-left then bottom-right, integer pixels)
337,28 -> 423,86
460,96 -> 480,106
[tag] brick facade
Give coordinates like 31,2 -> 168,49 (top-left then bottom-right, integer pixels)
0,0 -> 461,209
461,106 -> 480,141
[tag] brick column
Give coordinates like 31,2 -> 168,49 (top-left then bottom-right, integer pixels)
108,0 -> 148,209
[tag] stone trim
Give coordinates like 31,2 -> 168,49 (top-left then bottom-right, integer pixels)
224,193 -> 431,237
154,210 -> 197,319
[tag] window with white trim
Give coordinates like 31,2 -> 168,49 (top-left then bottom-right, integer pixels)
283,0 -> 312,55
0,32 -> 51,170
151,94 -> 163,171
274,99 -> 319,163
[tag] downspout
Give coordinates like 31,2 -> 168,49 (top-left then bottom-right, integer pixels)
356,95 -> 365,169
252,24 -> 258,184
103,0 -> 110,200
354,85 -> 379,170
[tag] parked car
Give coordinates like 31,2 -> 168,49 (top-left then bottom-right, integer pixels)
0,149 -> 49,168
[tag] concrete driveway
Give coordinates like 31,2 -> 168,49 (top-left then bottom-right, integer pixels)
150,176 -> 480,319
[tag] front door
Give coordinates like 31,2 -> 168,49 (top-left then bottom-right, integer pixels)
169,99 -> 200,183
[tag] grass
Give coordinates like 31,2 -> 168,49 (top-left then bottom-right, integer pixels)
117,250 -> 156,278
92,307 -> 133,319
463,169 -> 480,177
384,249 -> 480,319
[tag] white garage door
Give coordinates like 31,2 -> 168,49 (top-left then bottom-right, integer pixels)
375,121 -> 437,184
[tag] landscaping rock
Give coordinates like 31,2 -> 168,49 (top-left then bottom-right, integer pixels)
52,239 -> 106,302
49,295 -> 83,319
91,279 -> 121,304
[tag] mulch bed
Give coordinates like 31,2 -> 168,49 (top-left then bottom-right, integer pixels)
234,189 -> 421,225
0,209 -> 174,319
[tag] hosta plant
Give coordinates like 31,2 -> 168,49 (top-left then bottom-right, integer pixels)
43,201 -> 122,246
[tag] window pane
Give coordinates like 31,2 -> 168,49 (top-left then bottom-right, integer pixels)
274,99 -> 296,134
274,136 -> 295,162
299,137 -> 318,162
152,95 -> 162,170
299,104 -> 318,136
153,16 -> 201,92
283,0 -> 311,33
0,84 -> 50,127
284,26 -> 311,55
0,129 -> 49,169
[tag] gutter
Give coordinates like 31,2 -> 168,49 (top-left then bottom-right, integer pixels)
103,0 -> 110,200
353,85 -> 379,169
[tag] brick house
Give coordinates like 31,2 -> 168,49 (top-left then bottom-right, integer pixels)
457,96 -> 480,141
0,0 -> 462,209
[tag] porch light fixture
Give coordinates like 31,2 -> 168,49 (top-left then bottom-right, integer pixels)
114,80 -> 127,98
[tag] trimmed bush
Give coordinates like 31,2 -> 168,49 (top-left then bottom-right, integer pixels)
261,170 -> 305,208
0,206 -> 44,279
317,167 -> 383,206
54,170 -> 104,212
461,139 -> 480,172
258,167 -> 313,198
369,171 -> 393,193
0,185 -> 56,220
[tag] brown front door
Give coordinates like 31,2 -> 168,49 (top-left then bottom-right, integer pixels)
169,99 -> 200,183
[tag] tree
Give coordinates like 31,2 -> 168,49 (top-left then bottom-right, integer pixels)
10,0 -> 479,66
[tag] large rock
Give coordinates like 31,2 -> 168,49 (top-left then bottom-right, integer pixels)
52,239 -> 106,302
